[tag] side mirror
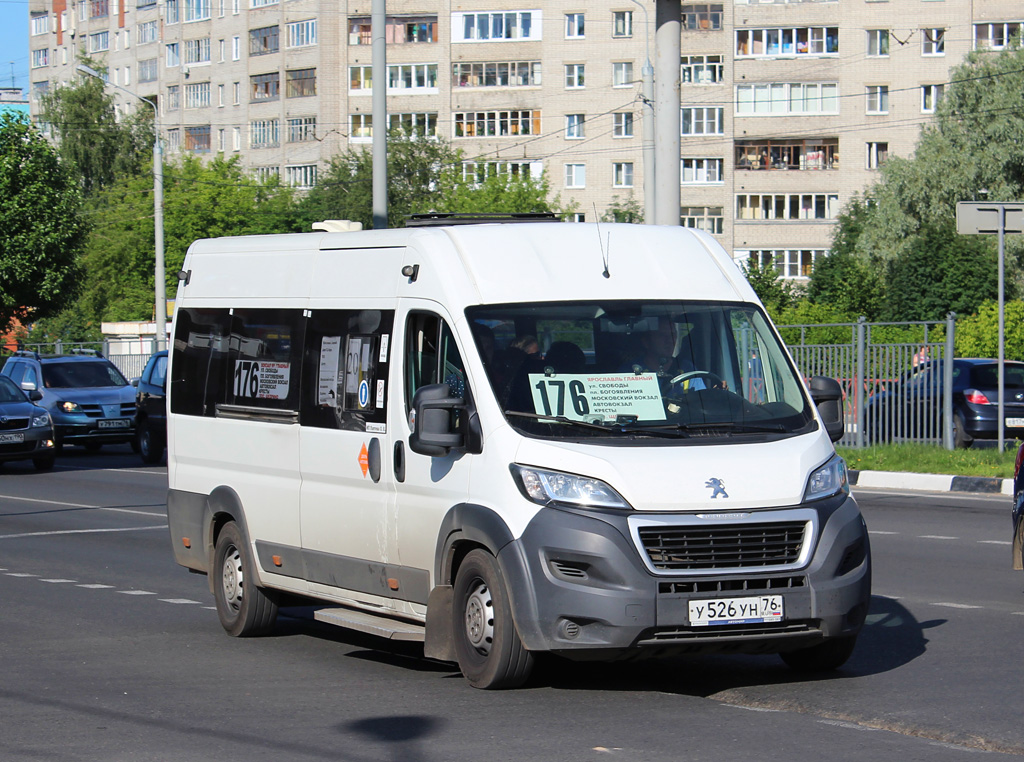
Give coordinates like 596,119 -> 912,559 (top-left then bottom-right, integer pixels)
409,383 -> 465,456
809,375 -> 845,443
21,381 -> 37,392
28,389 -> 43,402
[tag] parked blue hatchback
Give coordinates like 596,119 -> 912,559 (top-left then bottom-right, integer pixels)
0,375 -> 56,470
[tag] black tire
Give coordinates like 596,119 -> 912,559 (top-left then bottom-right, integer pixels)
137,420 -> 164,464
452,549 -> 534,689
780,636 -> 857,672
953,411 -> 973,449
84,443 -> 103,452
213,521 -> 278,637
32,453 -> 56,471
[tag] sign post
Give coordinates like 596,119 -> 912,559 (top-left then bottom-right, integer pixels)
956,201 -> 1024,452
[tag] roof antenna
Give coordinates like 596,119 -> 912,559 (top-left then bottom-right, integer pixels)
594,204 -> 610,278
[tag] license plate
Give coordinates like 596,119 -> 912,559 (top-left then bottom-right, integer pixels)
98,419 -> 130,429
1006,418 -> 1024,428
688,595 -> 784,627
0,432 -> 25,444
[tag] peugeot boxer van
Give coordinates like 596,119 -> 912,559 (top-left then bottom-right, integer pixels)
166,221 -> 870,689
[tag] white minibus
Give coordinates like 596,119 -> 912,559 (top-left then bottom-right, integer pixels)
166,220 -> 870,689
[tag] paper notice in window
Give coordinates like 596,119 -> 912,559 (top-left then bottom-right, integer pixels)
318,336 -> 342,407
527,373 -> 666,422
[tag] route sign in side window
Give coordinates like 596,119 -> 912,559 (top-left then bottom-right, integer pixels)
224,308 -> 305,412
170,307 -> 231,417
300,309 -> 394,433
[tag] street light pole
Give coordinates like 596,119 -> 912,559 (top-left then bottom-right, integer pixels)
77,64 -> 166,351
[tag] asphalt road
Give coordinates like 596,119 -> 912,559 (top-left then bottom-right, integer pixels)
1,446 -> 1021,761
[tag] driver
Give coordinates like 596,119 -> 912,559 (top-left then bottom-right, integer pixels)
629,318 -> 708,392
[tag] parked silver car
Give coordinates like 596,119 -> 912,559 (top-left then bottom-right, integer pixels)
0,375 -> 56,470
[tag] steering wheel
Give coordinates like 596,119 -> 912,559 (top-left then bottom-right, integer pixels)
669,370 -> 725,390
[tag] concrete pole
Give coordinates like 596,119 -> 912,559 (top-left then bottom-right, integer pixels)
654,0 -> 681,226
371,0 -> 387,229
153,133 -> 166,351
998,207 -> 1006,452
641,60 -> 655,224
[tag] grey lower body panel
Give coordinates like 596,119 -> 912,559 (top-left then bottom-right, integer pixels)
498,493 -> 870,657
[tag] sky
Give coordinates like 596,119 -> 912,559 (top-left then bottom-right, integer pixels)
1,0 -> 29,94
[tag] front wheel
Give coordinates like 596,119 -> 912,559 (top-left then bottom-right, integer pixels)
780,636 -> 857,672
452,549 -> 534,689
213,521 -> 278,637
33,453 -> 56,471
137,420 -> 164,464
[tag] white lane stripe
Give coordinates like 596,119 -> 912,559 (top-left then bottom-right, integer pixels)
77,584 -> 114,589
979,540 -> 1012,546
53,465 -> 166,475
118,590 -> 156,596
39,579 -> 76,583
0,525 -> 166,539
0,494 -> 164,517
818,720 -> 880,732
4,572 -> 38,577
160,599 -> 202,605
932,602 -> 984,609
868,530 -> 899,535
920,535 -> 958,540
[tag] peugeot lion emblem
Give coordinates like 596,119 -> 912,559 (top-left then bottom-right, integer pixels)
705,478 -> 729,499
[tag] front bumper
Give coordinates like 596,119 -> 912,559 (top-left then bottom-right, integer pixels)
497,492 -> 870,657
0,427 -> 56,463
53,418 -> 135,445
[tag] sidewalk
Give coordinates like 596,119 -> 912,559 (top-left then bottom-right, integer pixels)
850,469 -> 1014,495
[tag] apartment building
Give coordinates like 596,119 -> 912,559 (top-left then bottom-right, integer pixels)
26,0 -> 1024,279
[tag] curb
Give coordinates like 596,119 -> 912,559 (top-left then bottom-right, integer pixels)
849,469 -> 1014,496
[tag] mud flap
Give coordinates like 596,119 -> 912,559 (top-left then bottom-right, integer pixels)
424,585 -> 456,662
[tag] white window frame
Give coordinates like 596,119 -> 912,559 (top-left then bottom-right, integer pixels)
30,13 -> 49,36
613,162 -> 634,188
921,84 -> 944,113
231,36 -> 240,60
565,63 -> 585,89
866,29 -> 889,57
250,118 -> 280,148
735,193 -> 839,221
451,11 -> 542,43
612,112 -> 633,138
166,43 -> 180,67
735,83 -> 839,116
974,22 -> 1023,51
184,81 -> 211,108
613,10 -> 632,38
735,27 -> 839,58
866,141 -> 888,169
89,31 -> 110,53
681,158 -> 723,184
922,28 -> 945,56
453,60 -> 542,88
350,113 -> 373,141
681,107 -> 724,135
681,55 -> 723,85
565,12 -> 585,38
138,20 -> 159,44
738,249 -> 826,279
564,163 -> 586,188
682,206 -> 724,235
612,61 -> 634,88
565,113 -> 585,139
287,19 -> 317,48
866,85 -> 889,114
31,48 -> 50,68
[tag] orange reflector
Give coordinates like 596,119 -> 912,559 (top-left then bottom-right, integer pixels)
387,578 -> 399,591
272,555 -> 283,567
182,537 -> 191,549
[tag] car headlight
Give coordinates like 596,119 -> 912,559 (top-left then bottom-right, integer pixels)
510,464 -> 631,509
31,411 -> 51,428
804,454 -> 849,502
59,401 -> 83,414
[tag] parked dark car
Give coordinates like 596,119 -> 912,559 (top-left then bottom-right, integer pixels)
0,351 -> 136,452
865,358 -> 1024,448
133,350 -> 167,464
0,375 -> 56,470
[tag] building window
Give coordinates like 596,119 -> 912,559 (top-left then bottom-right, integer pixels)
736,138 -> 838,170
31,48 -> 50,68
736,27 -> 839,57
231,36 -> 240,60
922,28 -> 945,56
286,68 -> 317,98
139,20 -> 159,44
681,158 -> 723,183
565,163 -> 586,188
232,126 -> 240,150
613,162 -> 634,188
250,118 -> 280,148
388,112 -> 438,137
683,4 -> 722,31
166,85 -> 180,110
682,206 -> 724,234
736,193 -> 839,221
612,61 -> 634,88
185,125 -> 211,152
681,55 -> 723,85
167,128 -> 181,150
454,110 -> 541,137
251,72 -> 280,101
350,113 -> 373,140
287,19 -> 317,47
137,58 -> 158,83
253,166 -> 279,182
89,31 -> 110,53
185,38 -> 211,64
612,112 -> 634,138
565,64 -> 585,89
184,82 -> 211,108
249,26 -> 279,56
741,249 -> 825,279
974,22 -> 1023,50
218,84 -> 224,105
735,83 -> 839,115
30,13 -> 48,35
565,114 -> 585,139
166,43 -> 180,67
350,66 -> 372,91
166,0 -> 179,23
866,29 -> 889,56
287,116 -> 317,142
452,11 -> 541,42
921,84 -> 944,113
866,141 -> 888,169
453,61 -> 541,87
565,12 -> 584,38
251,0 -> 278,7
866,85 -> 889,114
232,82 -> 239,104
185,0 -> 210,21
613,10 -> 632,37
462,160 -> 541,184
285,164 -> 317,188
387,63 -> 437,92
681,107 -> 724,135
348,15 -> 438,44
90,0 -> 109,18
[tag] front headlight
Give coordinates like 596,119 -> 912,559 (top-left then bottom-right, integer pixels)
59,401 -> 83,414
510,464 -> 631,509
804,454 -> 849,502
31,411 -> 51,428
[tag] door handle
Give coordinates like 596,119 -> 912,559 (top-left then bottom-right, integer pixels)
367,437 -> 381,483
394,440 -> 406,483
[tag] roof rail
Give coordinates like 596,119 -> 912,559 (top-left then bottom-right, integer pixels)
69,348 -> 103,357
11,350 -> 40,360
404,212 -> 561,228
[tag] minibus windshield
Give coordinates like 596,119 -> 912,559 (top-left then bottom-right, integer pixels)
466,300 -> 815,440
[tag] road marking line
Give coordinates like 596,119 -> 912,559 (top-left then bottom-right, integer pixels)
118,590 -> 156,596
978,540 -> 1012,545
77,584 -> 114,589
724,704 -> 780,713
4,572 -> 38,577
868,530 -> 899,535
38,579 -> 76,583
0,495 -> 164,517
53,465 -> 166,475
932,602 -> 983,609
0,525 -> 166,539
818,720 -> 880,732
160,598 -> 202,605
919,535 -> 958,540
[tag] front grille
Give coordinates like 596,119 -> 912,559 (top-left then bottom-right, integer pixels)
658,575 -> 806,595
81,402 -> 136,419
0,441 -> 35,454
0,417 -> 29,431
638,621 -> 816,645
638,521 -> 806,571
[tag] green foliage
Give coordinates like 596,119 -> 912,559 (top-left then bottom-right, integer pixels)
76,154 -> 300,323
837,443 -> 1017,477
39,60 -> 152,196
600,194 -> 643,223
955,300 -> 1024,360
438,169 -> 560,216
740,260 -> 798,318
774,302 -> 858,346
0,114 -> 87,334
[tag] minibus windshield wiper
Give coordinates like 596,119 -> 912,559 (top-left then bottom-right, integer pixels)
504,411 -> 687,438
504,411 -> 610,431
671,421 -> 787,433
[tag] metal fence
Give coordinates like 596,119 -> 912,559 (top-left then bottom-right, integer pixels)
779,316 -> 956,449
0,340 -> 158,381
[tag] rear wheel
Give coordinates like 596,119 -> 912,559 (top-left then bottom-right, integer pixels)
953,411 -> 973,449
137,420 -> 164,464
452,549 -> 534,689
213,521 -> 278,637
780,636 -> 857,672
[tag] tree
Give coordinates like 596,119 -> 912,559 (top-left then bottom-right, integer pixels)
955,300 -> 1024,360
0,114 -> 88,334
740,260 -> 798,318
39,59 -> 152,196
601,194 -> 643,223
75,154 -> 301,323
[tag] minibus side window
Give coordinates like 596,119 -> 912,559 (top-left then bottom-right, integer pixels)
224,308 -> 305,412
405,312 -> 468,413
170,307 -> 231,417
